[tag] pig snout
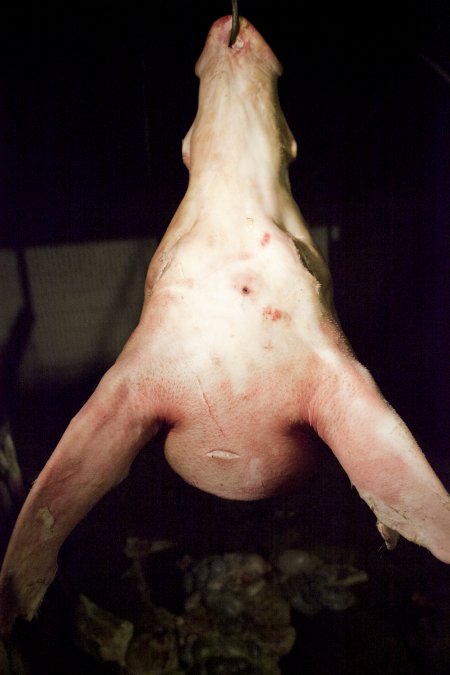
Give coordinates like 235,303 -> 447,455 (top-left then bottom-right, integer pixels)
195,15 -> 283,78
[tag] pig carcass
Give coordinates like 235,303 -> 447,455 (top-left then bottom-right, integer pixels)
1,15 -> 449,633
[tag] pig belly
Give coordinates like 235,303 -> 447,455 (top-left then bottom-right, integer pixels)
146,250 -> 322,499
163,418 -> 317,500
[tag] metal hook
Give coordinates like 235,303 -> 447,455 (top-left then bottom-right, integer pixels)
228,0 -> 240,47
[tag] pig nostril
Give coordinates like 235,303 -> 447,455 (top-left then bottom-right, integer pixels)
228,0 -> 240,47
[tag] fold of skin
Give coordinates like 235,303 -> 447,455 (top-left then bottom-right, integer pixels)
1,15 -> 449,634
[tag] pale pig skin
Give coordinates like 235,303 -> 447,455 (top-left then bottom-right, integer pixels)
1,15 -> 449,633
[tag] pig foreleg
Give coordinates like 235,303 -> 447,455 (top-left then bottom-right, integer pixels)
0,363 -> 160,633
310,352 -> 450,563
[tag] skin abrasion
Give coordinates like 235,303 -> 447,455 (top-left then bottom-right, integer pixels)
1,14 -> 450,634
36,507 -> 55,534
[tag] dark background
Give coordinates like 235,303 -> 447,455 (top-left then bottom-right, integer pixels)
1,2 -> 450,672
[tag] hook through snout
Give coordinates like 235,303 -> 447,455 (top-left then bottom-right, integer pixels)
228,0 -> 240,47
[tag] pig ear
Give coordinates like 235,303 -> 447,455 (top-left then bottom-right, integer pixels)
0,362 -> 161,633
310,352 -> 450,563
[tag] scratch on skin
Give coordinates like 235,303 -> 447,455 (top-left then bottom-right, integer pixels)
154,251 -> 172,285
195,376 -> 226,438
387,504 -> 409,521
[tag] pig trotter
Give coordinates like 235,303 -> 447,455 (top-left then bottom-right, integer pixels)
228,0 -> 240,47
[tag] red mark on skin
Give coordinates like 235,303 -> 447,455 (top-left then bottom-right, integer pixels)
261,232 -> 271,247
263,306 -> 282,321
234,272 -> 256,296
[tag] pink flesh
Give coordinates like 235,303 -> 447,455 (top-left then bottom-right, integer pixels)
1,14 -> 450,633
